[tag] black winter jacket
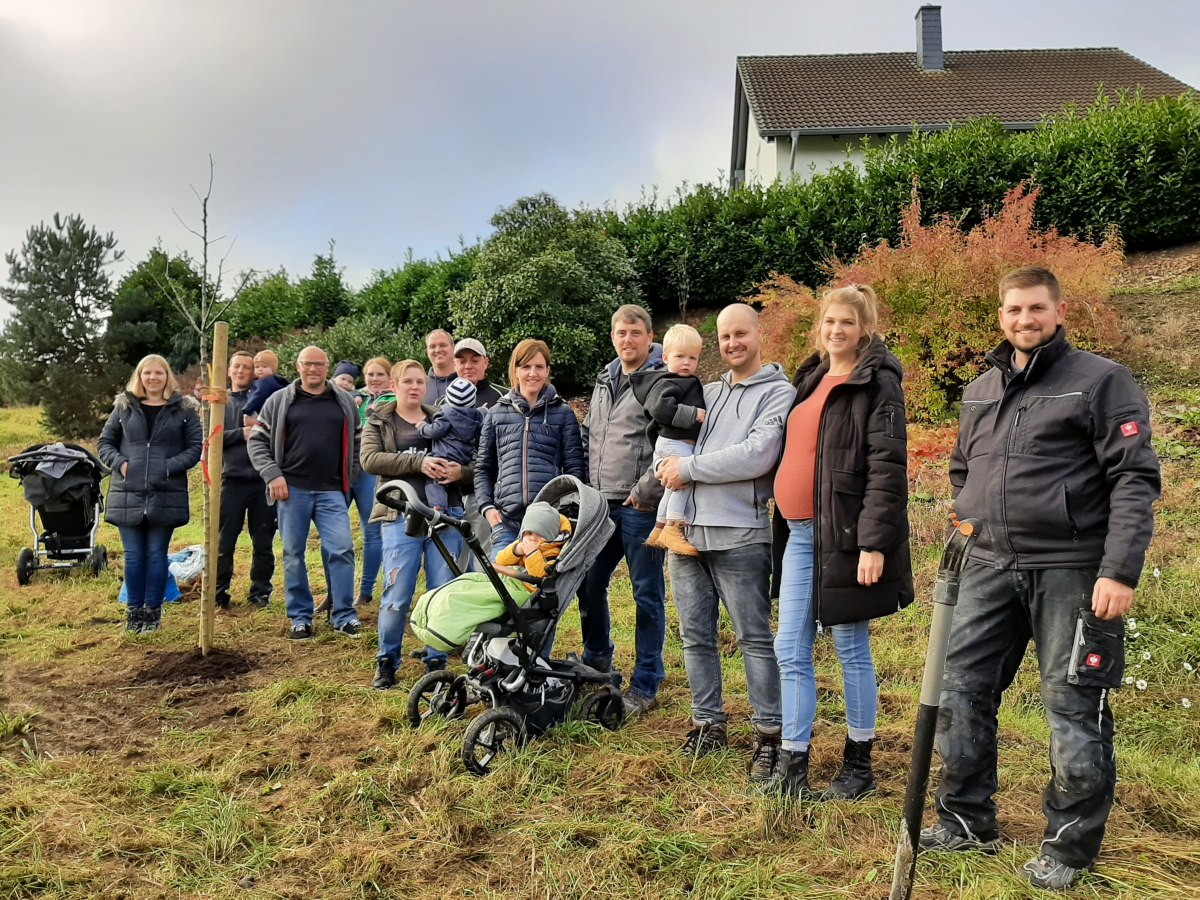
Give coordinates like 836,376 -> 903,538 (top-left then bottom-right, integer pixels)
951,328 -> 1161,586
98,392 -> 203,528
772,338 -> 914,626
629,369 -> 706,443
474,385 -> 586,529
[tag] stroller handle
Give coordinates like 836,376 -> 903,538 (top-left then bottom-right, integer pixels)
375,478 -> 471,535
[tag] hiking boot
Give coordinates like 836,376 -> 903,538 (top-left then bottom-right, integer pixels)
644,523 -> 665,549
748,728 -> 782,785
423,656 -> 448,672
356,592 -> 373,606
819,737 -> 877,800
621,692 -> 660,719
777,748 -> 813,799
289,623 -> 314,640
1022,854 -> 1085,891
658,523 -> 699,557
372,656 -> 397,690
141,606 -> 162,633
918,824 -> 1001,854
333,619 -> 362,638
680,721 -> 728,757
125,606 -> 143,633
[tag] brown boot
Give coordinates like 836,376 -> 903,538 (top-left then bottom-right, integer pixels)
658,523 -> 699,557
645,522 -> 666,548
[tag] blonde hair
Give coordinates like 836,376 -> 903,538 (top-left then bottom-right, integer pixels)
126,354 -> 179,399
811,284 -> 880,357
363,356 -> 392,378
662,323 -> 702,355
390,358 -> 425,384
508,339 -> 551,389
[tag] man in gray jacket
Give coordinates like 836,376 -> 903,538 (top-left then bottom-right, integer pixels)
215,350 -> 276,609
577,304 -> 667,717
658,303 -> 793,781
922,267 -> 1161,891
248,346 -> 362,640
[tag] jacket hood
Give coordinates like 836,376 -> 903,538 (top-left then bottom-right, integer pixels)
603,343 -> 664,385
793,337 -> 904,390
628,367 -> 690,406
114,391 -> 195,412
367,399 -> 436,423
720,361 -> 790,390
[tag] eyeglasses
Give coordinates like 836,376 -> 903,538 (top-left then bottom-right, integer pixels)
298,361 -> 328,369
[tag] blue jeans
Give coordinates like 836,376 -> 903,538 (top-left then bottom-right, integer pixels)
669,542 -> 781,729
775,519 -> 878,751
276,488 -> 357,628
490,522 -> 518,560
935,562 -> 1121,869
577,500 -> 667,698
377,509 -> 464,665
350,470 -> 382,598
118,524 -> 174,610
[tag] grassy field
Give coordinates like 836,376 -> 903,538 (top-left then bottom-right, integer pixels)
2,264 -> 1199,898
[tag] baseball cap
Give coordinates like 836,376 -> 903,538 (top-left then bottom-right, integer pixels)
453,338 -> 488,358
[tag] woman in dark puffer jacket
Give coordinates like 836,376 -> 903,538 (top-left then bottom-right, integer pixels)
770,284 -> 913,800
475,338 -> 586,555
98,354 -> 203,633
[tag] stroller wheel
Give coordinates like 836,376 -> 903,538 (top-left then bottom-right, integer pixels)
576,686 -> 626,731
88,545 -> 108,576
407,670 -> 468,727
462,707 -> 524,776
16,548 -> 35,586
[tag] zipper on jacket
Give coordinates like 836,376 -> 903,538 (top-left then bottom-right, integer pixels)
1064,485 -> 1079,542
998,394 -> 1026,567
522,415 -> 531,506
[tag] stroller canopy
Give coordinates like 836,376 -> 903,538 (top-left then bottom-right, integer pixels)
531,475 -> 615,601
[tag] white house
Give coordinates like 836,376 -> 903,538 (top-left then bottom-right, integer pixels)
730,5 -> 1194,187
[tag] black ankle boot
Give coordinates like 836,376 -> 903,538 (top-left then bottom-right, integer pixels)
821,737 -> 876,800
372,656 -> 397,690
142,606 -> 162,633
778,749 -> 813,799
125,606 -> 143,633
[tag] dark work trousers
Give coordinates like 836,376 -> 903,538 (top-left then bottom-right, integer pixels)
934,561 -> 1124,869
215,478 -> 277,604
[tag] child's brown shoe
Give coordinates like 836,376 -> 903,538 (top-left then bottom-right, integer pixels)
659,523 -> 699,557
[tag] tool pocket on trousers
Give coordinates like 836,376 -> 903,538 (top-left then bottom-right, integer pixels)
1067,609 -> 1125,688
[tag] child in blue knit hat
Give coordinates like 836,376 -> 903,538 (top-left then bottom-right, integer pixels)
419,377 -> 483,510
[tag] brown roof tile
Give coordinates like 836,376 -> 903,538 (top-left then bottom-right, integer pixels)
738,49 -> 1194,134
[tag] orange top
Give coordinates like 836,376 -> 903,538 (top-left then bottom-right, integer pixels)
774,373 -> 849,520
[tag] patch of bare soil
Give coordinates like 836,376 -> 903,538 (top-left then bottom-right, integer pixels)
1,646 -> 260,757
1116,241 -> 1200,288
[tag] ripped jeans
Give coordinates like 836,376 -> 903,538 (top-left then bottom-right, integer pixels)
376,508 -> 464,665
934,562 -> 1123,869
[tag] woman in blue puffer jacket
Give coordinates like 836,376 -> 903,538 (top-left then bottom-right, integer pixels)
98,354 -> 203,634
476,338 -> 586,555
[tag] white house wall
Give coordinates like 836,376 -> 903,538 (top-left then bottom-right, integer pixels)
767,133 -> 896,183
742,115 -> 776,186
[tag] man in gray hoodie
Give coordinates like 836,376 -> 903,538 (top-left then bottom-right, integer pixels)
658,303 -> 793,782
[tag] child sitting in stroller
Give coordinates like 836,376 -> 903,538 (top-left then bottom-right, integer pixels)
493,501 -> 571,588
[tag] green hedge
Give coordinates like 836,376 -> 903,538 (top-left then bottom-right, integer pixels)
617,93 -> 1199,315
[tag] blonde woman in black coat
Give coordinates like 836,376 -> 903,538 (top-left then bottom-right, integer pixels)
98,355 -> 202,633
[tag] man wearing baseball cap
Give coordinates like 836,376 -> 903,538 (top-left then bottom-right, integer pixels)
452,338 -> 504,409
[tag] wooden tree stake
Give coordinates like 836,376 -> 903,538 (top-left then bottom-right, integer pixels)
200,322 -> 228,655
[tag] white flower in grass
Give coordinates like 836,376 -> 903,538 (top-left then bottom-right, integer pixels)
1136,679 -> 1148,691
1185,662 -> 1195,673
1142,651 -> 1152,661
1152,568 -> 1161,580
1128,618 -> 1138,630
1124,677 -> 1134,685
1183,698 -> 1193,709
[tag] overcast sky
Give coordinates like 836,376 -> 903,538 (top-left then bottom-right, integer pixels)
1,0 -> 1196,302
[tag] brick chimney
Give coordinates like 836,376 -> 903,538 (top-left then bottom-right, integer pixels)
916,5 -> 944,71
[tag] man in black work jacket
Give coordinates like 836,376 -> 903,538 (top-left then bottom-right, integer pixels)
921,267 -> 1161,892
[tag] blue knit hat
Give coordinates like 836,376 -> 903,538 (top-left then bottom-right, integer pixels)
445,377 -> 476,408
333,360 -> 360,380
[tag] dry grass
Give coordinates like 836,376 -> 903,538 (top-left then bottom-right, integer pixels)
3,271 -> 1200,897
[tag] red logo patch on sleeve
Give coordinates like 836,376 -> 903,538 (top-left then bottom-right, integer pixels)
1085,653 -> 1102,669
1120,421 -> 1140,438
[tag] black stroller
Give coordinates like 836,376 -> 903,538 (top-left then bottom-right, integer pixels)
8,442 -> 109,585
376,474 -> 624,775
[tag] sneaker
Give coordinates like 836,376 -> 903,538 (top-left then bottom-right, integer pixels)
747,729 -> 782,784
372,656 -> 397,690
289,623 -> 314,640
247,595 -> 270,609
918,824 -> 1001,854
334,620 -> 362,638
621,692 -> 660,719
125,606 -> 143,633
141,606 -> 162,633
1022,855 -> 1085,891
680,722 -> 728,757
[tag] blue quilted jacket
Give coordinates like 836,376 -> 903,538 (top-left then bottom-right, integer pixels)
474,385 -> 586,529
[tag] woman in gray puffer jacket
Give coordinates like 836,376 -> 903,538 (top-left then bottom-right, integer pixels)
475,339 -> 586,555
98,354 -> 203,633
